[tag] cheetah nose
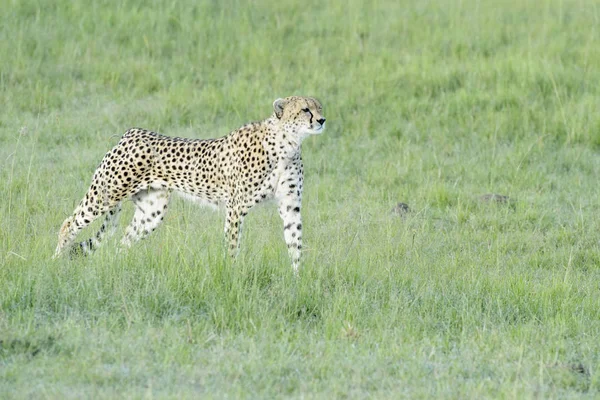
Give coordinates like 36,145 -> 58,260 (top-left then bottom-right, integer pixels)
317,118 -> 326,125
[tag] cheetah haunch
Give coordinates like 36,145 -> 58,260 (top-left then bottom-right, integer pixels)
54,96 -> 325,272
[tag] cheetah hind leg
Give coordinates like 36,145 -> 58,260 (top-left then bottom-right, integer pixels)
54,194 -> 120,259
120,189 -> 171,248
69,203 -> 123,257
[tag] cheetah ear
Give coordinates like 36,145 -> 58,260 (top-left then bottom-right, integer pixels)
273,98 -> 287,119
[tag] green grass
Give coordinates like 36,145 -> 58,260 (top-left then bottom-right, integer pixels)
2,0 -> 600,397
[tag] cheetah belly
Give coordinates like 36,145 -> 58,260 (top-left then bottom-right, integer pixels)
175,191 -> 221,210
148,157 -> 228,209
170,176 -> 228,210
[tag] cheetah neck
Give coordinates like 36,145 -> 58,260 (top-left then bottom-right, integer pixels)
265,116 -> 304,160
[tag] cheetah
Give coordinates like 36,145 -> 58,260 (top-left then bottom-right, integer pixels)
54,96 -> 325,273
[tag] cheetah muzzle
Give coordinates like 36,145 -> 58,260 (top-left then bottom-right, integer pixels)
54,96 -> 326,273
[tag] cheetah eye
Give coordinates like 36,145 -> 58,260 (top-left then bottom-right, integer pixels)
301,108 -> 310,113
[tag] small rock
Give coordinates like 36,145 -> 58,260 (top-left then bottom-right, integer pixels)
479,193 -> 510,204
570,363 -> 588,376
391,202 -> 411,216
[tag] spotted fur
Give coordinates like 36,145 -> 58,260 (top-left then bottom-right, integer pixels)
54,96 -> 325,273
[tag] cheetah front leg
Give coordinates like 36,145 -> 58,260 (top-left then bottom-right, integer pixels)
276,171 -> 304,274
224,202 -> 248,258
277,196 -> 303,273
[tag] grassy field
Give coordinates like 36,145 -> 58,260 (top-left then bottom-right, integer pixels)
2,0 -> 600,397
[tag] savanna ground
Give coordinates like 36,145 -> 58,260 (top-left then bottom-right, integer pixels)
1,0 -> 600,398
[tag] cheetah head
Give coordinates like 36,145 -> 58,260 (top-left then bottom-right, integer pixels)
273,96 -> 326,136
